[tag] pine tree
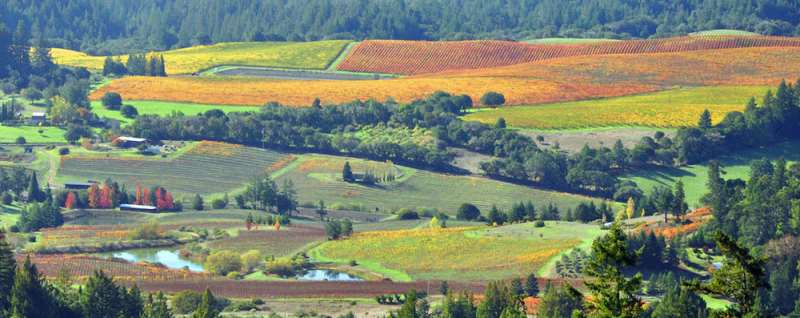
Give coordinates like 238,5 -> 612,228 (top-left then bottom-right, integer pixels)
10,257 -> 56,318
537,282 -> 583,318
143,292 -> 173,318
698,109 -> 712,129
192,289 -> 219,318
0,24 -> 12,78
524,273 -> 539,297
158,55 -> 167,76
0,232 -> 16,315
27,172 -> 44,202
672,180 -> 687,223
585,222 -> 643,317
342,162 -> 354,182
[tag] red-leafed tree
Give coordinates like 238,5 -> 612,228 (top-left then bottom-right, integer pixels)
155,187 -> 174,211
142,188 -> 151,205
64,192 -> 77,209
87,184 -> 100,208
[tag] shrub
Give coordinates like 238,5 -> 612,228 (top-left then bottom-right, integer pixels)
192,194 -> 204,210
397,209 -> 419,220
264,258 -> 297,277
457,203 -> 481,221
101,92 -> 123,110
129,221 -> 164,240
1,192 -> 12,205
240,250 -> 263,273
206,250 -> 243,276
120,105 -> 138,118
58,147 -> 70,156
480,91 -> 505,107
1,83 -> 16,94
211,198 -> 227,209
534,220 -> 546,227
15,137 -> 26,145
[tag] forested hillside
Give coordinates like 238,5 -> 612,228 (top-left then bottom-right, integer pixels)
2,0 -> 799,54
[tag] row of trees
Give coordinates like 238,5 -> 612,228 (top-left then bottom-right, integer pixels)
236,175 -> 298,216
102,54 -> 167,77
455,201 -> 613,224
3,0 -> 800,54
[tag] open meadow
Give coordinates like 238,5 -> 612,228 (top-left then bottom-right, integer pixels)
274,154 -> 605,214
91,100 -> 259,125
52,40 -> 351,74
0,125 -> 67,144
464,86 -> 770,129
310,222 -> 604,281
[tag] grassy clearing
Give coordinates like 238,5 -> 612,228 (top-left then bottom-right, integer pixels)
52,40 -> 351,74
690,29 -> 759,37
0,212 -> 20,228
464,86 -> 770,129
310,222 -> 602,281
625,140 -> 800,207
0,125 -> 67,144
517,127 -> 676,153
276,154 -> 605,214
58,142 -> 291,197
91,100 -> 259,125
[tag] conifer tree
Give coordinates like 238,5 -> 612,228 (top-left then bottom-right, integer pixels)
27,171 -> 45,202
10,257 -> 57,318
0,232 -> 16,315
524,273 -> 539,297
698,109 -> 712,129
192,288 -> 219,318
585,222 -> 642,317
342,162 -> 354,182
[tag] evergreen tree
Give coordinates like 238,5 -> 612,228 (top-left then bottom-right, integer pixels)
0,232 -> 16,316
495,117 -> 507,129
11,23 -> 31,79
524,273 -> 539,297
10,257 -> 57,318
27,171 -> 45,202
158,55 -> 167,76
143,292 -> 174,318
698,109 -> 712,129
671,180 -> 687,223
585,222 -> 643,318
0,24 -> 12,78
441,292 -> 476,318
342,162 -> 354,182
82,271 -> 128,318
537,282 -> 583,318
509,278 -> 524,298
192,288 -> 218,318
476,281 -> 518,318
650,282 -> 707,318
192,194 -> 204,211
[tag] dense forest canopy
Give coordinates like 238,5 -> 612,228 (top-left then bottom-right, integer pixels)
1,0 -> 800,54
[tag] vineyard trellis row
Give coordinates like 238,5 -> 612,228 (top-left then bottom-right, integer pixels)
337,35 -> 800,75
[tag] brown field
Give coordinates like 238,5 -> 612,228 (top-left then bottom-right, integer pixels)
91,46 -> 800,107
338,35 -> 800,75
206,224 -> 326,257
21,254 -> 211,282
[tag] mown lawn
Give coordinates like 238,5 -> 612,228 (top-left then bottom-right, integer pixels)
91,100 -> 259,125
0,125 -> 67,143
463,86 -> 770,129
310,221 -> 603,281
625,140 -> 800,207
52,40 -> 352,74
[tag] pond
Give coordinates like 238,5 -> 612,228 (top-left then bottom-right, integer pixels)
101,249 -> 205,272
296,269 -> 363,281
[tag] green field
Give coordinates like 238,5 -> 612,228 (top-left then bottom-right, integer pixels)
275,154 -> 606,214
52,40 -> 352,74
91,101 -> 259,125
689,29 -> 760,37
463,86 -> 770,129
57,142 -> 291,197
625,140 -> 800,207
0,125 -> 67,144
310,222 -> 604,281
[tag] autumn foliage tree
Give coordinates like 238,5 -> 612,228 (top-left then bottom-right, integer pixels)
64,192 -> 77,210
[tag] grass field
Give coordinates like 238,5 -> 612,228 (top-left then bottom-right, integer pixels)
0,125 -> 67,144
91,100 -> 259,124
625,140 -> 800,207
310,222 -> 604,281
464,86 -> 770,129
274,154 -> 605,214
689,29 -> 759,37
91,46 -> 800,107
52,40 -> 351,74
58,142 -> 292,197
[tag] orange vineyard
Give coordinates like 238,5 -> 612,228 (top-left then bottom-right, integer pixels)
337,35 -> 800,75
91,46 -> 800,107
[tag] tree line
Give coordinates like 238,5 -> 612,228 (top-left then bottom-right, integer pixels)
103,54 -> 167,77
2,0 -> 800,54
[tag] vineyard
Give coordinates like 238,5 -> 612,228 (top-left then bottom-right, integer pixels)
22,254 -> 211,282
59,142 -> 292,196
311,222 -> 599,281
337,35 -> 800,75
276,155 -> 602,214
206,225 -> 327,257
464,86 -> 770,129
51,40 -> 352,74
91,45 -> 800,107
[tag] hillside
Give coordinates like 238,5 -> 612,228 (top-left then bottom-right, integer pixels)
91,46 -> 800,107
52,40 -> 351,74
337,36 -> 800,75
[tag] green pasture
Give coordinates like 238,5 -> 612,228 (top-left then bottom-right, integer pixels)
91,100 -> 259,125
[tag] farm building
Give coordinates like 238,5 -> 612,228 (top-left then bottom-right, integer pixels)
119,204 -> 158,212
113,136 -> 148,148
30,112 -> 46,125
64,182 -> 95,190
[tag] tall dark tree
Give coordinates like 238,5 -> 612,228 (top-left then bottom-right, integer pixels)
192,288 -> 219,318
27,171 -> 45,202
537,282 -> 583,318
342,162 -> 354,182
0,24 -> 12,78
698,109 -> 712,129
0,232 -> 15,316
585,222 -> 643,317
524,272 -> 539,297
671,180 -> 687,222
10,257 -> 58,318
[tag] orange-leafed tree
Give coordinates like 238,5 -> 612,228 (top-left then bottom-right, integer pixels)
135,184 -> 143,205
87,184 -> 100,208
64,192 -> 77,209
154,187 -> 174,211
98,183 -> 113,209
142,187 -> 151,205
